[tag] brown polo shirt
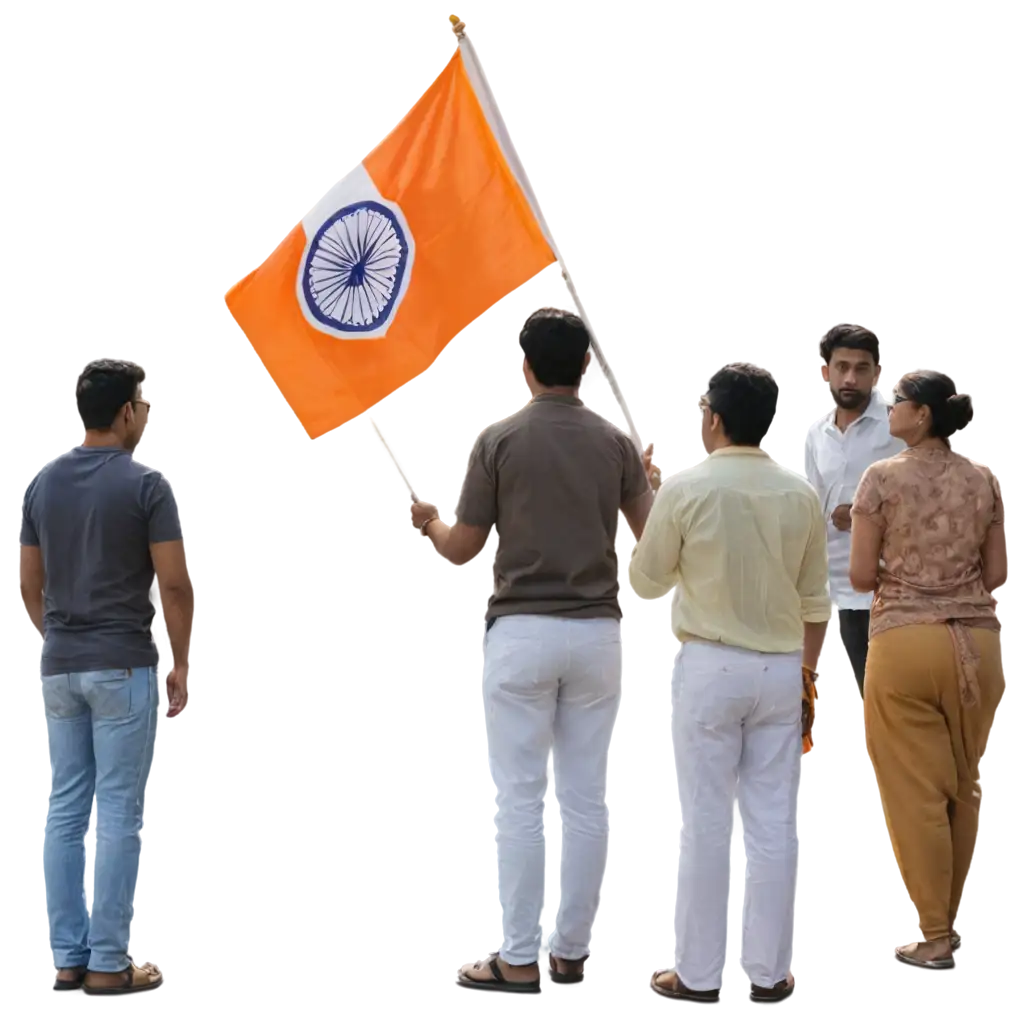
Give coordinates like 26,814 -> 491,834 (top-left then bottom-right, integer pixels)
455,393 -> 650,621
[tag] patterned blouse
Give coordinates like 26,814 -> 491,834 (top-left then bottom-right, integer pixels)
852,445 -> 1003,704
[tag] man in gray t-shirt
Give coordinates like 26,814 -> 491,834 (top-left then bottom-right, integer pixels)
19,359 -> 194,996
410,308 -> 658,993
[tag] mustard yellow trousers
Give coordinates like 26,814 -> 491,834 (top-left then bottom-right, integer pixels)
864,624 -> 1004,940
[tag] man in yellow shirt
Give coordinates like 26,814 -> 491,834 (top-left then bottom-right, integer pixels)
629,363 -> 830,1005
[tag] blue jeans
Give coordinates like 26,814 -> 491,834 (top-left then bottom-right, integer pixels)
41,666 -> 159,972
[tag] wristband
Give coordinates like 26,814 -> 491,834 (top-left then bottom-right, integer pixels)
420,516 -> 439,536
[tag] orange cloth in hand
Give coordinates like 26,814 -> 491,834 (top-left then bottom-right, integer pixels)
798,667 -> 815,757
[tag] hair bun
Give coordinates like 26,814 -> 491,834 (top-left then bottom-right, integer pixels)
946,393 -> 974,431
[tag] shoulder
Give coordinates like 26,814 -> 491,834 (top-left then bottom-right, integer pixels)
475,411 -> 521,448
862,452 -> 904,480
119,458 -> 175,508
806,407 -> 835,437
768,460 -> 820,501
960,452 -> 995,476
958,454 -> 1000,489
23,450 -> 74,499
122,456 -> 169,486
658,458 -> 715,500
592,412 -> 640,457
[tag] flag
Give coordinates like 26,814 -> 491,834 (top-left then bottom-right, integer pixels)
225,49 -> 556,439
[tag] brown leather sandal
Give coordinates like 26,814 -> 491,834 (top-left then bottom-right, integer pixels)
549,953 -> 588,983
82,958 -> 163,995
53,965 -> 89,991
456,953 -> 541,993
751,973 -> 795,1002
650,969 -> 720,1002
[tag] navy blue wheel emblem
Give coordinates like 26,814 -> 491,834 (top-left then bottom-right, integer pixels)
302,200 -> 409,332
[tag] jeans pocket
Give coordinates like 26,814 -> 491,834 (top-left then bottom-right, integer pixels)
41,674 -> 82,719
82,669 -> 134,719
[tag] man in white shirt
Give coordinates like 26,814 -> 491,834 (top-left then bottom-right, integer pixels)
631,363 -> 830,1005
804,325 -> 904,697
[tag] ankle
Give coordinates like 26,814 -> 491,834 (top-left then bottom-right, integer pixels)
499,957 -> 538,974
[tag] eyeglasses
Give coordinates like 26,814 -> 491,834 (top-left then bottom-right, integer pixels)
132,399 -> 151,413
891,394 -> 909,405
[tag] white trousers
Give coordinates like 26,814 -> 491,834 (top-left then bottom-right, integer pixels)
672,641 -> 802,991
482,615 -> 622,966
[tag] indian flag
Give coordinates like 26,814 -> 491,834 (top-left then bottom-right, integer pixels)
225,42 -> 556,439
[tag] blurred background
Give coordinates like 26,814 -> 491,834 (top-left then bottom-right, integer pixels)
2,6 -> 1024,999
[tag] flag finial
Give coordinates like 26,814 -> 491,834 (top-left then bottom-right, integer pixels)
450,15 -> 466,37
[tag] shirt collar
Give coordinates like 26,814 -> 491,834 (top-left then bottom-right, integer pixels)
708,446 -> 770,459
530,393 -> 583,407
820,388 -> 889,432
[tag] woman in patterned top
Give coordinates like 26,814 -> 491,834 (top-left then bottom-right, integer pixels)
849,370 -> 1006,971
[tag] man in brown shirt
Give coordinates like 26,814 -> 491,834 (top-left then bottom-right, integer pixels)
410,308 -> 656,993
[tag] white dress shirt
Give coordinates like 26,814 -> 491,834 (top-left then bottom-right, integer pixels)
804,389 -> 905,610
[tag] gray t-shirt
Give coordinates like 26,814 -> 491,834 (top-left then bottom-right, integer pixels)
456,394 -> 650,621
20,446 -> 182,676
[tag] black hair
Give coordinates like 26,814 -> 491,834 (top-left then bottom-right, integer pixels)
706,363 -> 779,446
519,308 -> 590,387
819,324 -> 880,365
76,359 -> 146,430
899,370 -> 973,445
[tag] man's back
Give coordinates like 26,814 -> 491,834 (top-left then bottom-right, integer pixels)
21,446 -> 182,674
455,393 -> 648,620
632,448 -> 830,653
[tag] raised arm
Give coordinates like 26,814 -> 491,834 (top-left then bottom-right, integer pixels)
621,440 -> 658,542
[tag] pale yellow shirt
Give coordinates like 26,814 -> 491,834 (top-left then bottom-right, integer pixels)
629,447 -> 831,653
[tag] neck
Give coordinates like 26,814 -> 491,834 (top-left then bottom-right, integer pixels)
909,436 -> 948,451
82,431 -> 126,449
708,438 -> 759,454
533,385 -> 579,399
834,399 -> 870,431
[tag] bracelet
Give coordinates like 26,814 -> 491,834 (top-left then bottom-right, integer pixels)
420,516 -> 439,536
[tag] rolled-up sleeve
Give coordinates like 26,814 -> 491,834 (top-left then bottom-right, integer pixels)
797,502 -> 831,622
628,485 -> 682,600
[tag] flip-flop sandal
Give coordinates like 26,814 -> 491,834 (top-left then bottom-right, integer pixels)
549,953 -> 588,983
53,966 -> 88,991
650,969 -> 720,1002
895,944 -> 955,970
456,953 -> 540,993
83,959 -> 163,995
888,937 -> 958,958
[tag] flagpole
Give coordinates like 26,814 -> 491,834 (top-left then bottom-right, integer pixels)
368,415 -> 423,503
450,15 -> 645,455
